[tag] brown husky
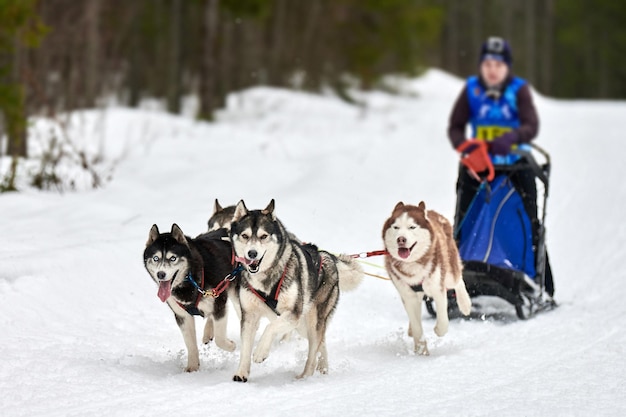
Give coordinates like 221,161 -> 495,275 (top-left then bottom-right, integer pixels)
382,201 -> 471,355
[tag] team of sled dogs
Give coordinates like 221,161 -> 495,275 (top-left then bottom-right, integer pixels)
143,199 -> 472,381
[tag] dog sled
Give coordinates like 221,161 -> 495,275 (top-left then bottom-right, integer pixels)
426,140 -> 556,319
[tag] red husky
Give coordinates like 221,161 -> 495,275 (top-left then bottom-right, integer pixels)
382,201 -> 471,355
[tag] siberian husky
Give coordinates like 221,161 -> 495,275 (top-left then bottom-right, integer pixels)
209,198 -> 302,244
143,224 -> 237,372
229,199 -> 363,382
382,201 -> 471,355
208,199 -> 236,232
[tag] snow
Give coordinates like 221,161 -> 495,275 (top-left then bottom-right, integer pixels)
1,68 -> 625,417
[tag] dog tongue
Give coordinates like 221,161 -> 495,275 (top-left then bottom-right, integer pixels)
235,256 -> 252,265
398,248 -> 411,259
157,280 -> 172,302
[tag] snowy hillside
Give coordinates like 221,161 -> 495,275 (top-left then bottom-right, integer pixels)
1,69 -> 625,417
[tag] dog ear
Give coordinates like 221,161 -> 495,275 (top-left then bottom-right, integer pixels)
170,224 -> 188,246
262,199 -> 275,218
214,198 -> 223,214
417,201 -> 429,221
147,224 -> 160,246
393,201 -> 405,212
232,200 -> 248,222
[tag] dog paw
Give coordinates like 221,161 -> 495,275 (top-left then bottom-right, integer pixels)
316,362 -> 328,374
233,374 -> 248,383
434,324 -> 448,337
184,364 -> 200,372
216,338 -> 236,352
296,370 -> 313,380
252,349 -> 268,364
202,321 -> 214,344
415,341 -> 430,356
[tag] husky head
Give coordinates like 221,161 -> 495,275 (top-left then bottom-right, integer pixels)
383,201 -> 433,262
143,224 -> 192,302
207,199 -> 236,232
230,199 -> 284,274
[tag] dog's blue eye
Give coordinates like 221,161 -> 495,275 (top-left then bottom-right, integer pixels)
169,256 -> 177,262
152,256 -> 160,262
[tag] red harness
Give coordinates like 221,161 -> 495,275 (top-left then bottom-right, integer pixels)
244,263 -> 289,315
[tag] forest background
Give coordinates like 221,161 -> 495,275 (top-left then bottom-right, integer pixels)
1,0 -> 625,181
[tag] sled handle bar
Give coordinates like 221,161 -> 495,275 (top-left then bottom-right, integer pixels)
510,143 -> 550,192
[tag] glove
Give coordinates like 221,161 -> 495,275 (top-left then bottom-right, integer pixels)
456,139 -> 494,181
490,131 -> 518,155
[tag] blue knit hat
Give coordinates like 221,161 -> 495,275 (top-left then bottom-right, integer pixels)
480,37 -> 512,66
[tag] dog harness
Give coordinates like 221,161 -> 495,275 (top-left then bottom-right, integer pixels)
179,269 -> 206,316
244,247 -> 324,316
244,263 -> 289,316
179,250 -> 241,316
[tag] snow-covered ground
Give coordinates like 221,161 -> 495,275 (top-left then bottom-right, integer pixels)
1,69 -> 624,417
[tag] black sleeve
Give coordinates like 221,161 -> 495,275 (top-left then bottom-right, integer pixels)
447,85 -> 470,149
515,84 -> 539,143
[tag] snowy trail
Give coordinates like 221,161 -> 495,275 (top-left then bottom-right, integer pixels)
1,70 -> 625,416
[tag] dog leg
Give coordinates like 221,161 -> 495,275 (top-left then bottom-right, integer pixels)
454,280 -> 472,316
233,310 -> 261,382
401,292 -> 429,355
202,318 -> 214,344
213,313 -> 236,352
228,288 -> 242,322
316,335 -> 329,374
253,314 -> 298,363
297,310 -> 323,379
175,313 -> 200,372
432,291 -> 450,337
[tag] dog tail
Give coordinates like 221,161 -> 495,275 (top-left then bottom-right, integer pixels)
335,254 -> 364,292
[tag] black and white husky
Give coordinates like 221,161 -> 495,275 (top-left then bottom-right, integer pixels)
229,199 -> 363,382
143,224 -> 238,372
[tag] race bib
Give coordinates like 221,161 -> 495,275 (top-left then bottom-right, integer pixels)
475,126 -> 513,141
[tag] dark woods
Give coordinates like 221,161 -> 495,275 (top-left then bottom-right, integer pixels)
1,0 -> 625,162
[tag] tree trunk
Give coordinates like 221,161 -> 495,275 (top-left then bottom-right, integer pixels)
445,0 -> 460,75
6,34 -> 27,158
167,0 -> 182,114
525,0 -> 536,84
540,0 -> 554,95
85,0 -> 101,107
199,0 -> 220,120
268,0 -> 288,86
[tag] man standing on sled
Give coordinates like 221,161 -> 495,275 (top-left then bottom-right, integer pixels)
447,36 -> 554,298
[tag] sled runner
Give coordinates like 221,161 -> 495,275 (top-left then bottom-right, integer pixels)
426,140 -> 555,319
